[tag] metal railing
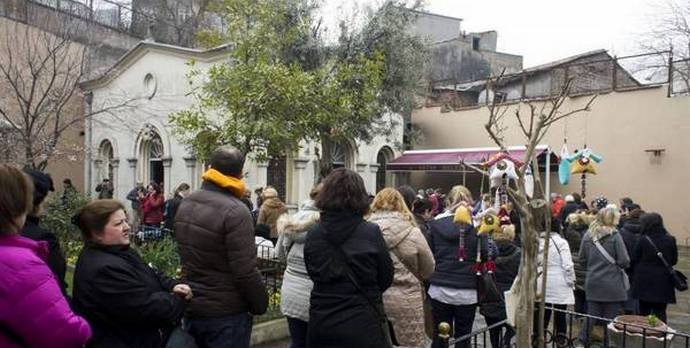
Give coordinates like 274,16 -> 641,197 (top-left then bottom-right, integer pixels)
426,50 -> 690,110
437,306 -> 690,347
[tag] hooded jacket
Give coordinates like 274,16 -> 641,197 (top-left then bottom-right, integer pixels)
579,226 -> 630,302
619,217 -> 642,276
174,181 -> 268,318
368,211 -> 435,348
276,200 -> 320,322
0,235 -> 91,348
427,214 -> 489,290
537,232 -> 575,305
494,242 -> 521,292
304,211 -> 393,348
632,226 -> 677,304
563,213 -> 591,291
258,197 -> 288,239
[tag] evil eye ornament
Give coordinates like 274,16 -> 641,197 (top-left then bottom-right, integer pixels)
478,214 -> 501,235
483,153 -> 524,188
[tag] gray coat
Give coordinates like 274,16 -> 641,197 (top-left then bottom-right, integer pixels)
276,200 -> 320,322
579,227 -> 630,302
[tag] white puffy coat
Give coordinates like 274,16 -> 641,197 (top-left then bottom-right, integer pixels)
537,232 -> 576,305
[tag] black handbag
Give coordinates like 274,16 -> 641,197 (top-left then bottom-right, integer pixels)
644,236 -> 688,292
326,229 -> 398,347
475,240 -> 502,305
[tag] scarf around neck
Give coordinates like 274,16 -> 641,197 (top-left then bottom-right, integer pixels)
202,168 -> 246,198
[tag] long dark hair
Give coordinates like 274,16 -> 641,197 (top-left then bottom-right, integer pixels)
640,212 -> 666,235
149,182 -> 162,195
315,168 -> 369,216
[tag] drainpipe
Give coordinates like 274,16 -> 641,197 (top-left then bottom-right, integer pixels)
85,91 -> 93,197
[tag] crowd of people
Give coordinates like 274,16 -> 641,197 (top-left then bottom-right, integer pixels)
0,144 -> 682,348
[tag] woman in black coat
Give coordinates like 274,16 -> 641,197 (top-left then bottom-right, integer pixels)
631,213 -> 678,323
304,168 -> 394,348
485,226 -> 520,348
427,185 -> 489,348
72,199 -> 193,347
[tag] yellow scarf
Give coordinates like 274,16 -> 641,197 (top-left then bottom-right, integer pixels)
202,168 -> 246,198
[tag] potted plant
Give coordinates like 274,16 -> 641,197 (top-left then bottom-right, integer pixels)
607,315 -> 675,348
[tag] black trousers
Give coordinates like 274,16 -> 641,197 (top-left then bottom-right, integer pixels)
638,301 -> 668,323
533,303 -> 568,340
430,299 -> 477,348
485,314 -> 514,348
286,317 -> 308,348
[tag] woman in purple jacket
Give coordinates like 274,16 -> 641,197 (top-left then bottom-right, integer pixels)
0,165 -> 92,348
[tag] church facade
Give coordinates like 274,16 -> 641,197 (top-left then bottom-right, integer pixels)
80,41 -> 403,209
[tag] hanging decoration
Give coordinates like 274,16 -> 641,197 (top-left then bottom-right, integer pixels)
560,148 -> 603,198
558,143 -> 571,185
483,152 -> 524,209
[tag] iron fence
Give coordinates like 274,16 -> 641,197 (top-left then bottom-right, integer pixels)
438,306 -> 690,348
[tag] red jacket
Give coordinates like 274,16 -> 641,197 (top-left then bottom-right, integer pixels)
141,193 -> 164,225
552,197 -> 565,218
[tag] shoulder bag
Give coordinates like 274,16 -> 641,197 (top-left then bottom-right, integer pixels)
643,235 -> 688,291
326,228 -> 398,347
473,236 -> 503,312
550,236 -> 574,288
592,237 -> 630,290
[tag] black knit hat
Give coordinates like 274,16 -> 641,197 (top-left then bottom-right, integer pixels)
23,169 -> 55,208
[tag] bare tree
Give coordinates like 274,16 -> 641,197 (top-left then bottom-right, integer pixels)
640,0 -> 690,94
481,75 -> 597,347
0,17 -> 140,170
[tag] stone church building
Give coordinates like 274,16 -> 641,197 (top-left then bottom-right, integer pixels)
81,41 -> 403,209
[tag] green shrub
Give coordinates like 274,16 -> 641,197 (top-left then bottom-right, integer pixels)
134,237 -> 181,278
42,191 -> 90,264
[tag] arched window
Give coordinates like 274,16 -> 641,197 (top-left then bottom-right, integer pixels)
98,140 -> 114,182
138,126 -> 165,186
376,146 -> 394,192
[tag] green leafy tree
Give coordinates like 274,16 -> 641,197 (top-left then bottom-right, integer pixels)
171,0 -> 428,177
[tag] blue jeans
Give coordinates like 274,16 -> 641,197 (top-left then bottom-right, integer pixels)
286,317 -> 308,348
186,313 -> 253,348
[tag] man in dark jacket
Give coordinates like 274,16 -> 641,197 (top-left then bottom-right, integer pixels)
619,206 -> 643,314
559,194 -> 582,230
95,178 -> 114,199
21,169 -> 68,297
126,182 -> 145,230
174,146 -> 268,348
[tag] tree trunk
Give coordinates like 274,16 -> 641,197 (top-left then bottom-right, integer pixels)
318,133 -> 334,180
516,210 -> 538,347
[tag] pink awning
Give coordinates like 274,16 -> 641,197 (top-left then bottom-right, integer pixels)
386,145 -> 550,172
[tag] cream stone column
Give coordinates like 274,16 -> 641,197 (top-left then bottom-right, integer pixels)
93,159 -> 103,196
368,163 -> 379,194
162,157 -> 173,196
256,161 -> 269,189
292,158 -> 310,207
111,158 -> 120,199
127,158 -> 138,188
183,156 -> 198,190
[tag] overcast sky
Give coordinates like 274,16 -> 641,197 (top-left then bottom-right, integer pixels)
321,0 -> 668,68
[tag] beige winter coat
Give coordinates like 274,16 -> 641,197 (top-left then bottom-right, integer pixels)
368,211 -> 435,348
257,197 -> 288,238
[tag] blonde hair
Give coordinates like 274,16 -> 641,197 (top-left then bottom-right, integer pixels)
262,187 -> 279,200
587,204 -> 620,239
370,188 -> 416,226
445,185 -> 473,209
